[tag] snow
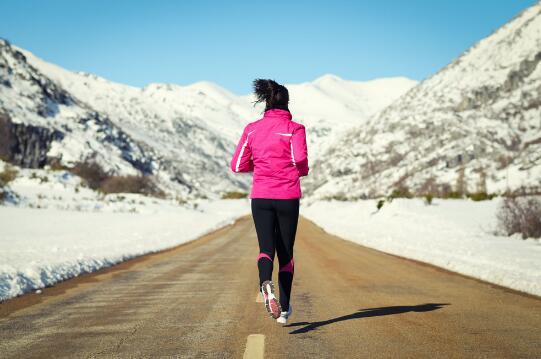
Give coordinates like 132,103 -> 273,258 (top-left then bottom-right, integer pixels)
308,2 -> 541,199
4,41 -> 416,199
18,42 -> 416,159
0,159 -> 252,302
301,198 -> 541,297
246,75 -> 417,159
1,2 -> 539,303
0,199 -> 250,301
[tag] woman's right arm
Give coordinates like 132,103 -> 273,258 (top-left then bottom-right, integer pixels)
230,126 -> 254,173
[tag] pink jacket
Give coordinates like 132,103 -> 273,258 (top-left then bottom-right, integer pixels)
230,109 -> 309,199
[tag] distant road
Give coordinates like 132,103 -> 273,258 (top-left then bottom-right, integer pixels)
1,216 -> 540,358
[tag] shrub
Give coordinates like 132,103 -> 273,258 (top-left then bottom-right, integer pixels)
322,194 -> 349,201
99,175 -> 165,197
221,191 -> 248,199
467,192 -> 497,201
0,164 -> 18,186
441,191 -> 463,199
70,161 -> 164,198
387,186 -> 413,201
71,161 -> 109,190
508,185 -> 541,197
496,197 -> 541,239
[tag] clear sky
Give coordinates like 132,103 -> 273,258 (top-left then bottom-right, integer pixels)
0,0 -> 537,94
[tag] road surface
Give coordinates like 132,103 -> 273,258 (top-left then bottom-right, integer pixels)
1,216 -> 540,358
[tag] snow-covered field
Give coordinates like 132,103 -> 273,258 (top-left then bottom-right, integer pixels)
301,198 -> 541,297
2,196 -> 540,302
0,199 -> 250,301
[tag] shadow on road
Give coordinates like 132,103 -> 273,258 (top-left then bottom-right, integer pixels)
285,303 -> 450,335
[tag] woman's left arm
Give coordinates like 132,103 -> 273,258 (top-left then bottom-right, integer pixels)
291,125 -> 309,177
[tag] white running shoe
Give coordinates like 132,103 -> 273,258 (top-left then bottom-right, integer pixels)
276,304 -> 293,324
260,280 -> 281,319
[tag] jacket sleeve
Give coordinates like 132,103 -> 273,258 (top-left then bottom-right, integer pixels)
291,125 -> 309,177
230,126 -> 254,173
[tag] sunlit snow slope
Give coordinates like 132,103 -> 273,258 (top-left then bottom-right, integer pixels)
308,3 -> 541,199
2,39 -> 415,198
248,75 -> 417,159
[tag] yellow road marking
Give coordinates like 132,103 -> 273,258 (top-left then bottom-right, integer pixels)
243,334 -> 265,359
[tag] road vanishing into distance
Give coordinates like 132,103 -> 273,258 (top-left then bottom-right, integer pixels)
1,216 -> 540,358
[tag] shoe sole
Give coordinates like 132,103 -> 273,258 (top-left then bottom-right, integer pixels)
261,281 -> 281,319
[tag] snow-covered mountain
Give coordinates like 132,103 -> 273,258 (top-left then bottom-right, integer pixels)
20,49 -> 257,144
248,75 -> 417,158
2,42 -> 256,198
0,40 -> 156,178
28,50 -> 415,170
307,2 -> 541,199
1,38 -> 415,199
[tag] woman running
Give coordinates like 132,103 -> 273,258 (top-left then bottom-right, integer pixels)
230,79 -> 309,325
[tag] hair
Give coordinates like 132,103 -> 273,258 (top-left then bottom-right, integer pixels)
252,79 -> 289,112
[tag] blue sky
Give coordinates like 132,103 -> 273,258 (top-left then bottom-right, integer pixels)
0,0 -> 536,94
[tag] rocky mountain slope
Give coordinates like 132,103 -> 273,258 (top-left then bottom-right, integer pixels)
1,38 -> 415,200
307,2 -> 541,199
0,40 -> 156,179
26,50 -> 415,174
1,40 -> 255,198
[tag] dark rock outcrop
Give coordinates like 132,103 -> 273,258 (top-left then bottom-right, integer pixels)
0,112 -> 64,168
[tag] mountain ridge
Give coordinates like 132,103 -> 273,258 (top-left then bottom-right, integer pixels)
1,38 -> 416,199
306,2 -> 541,199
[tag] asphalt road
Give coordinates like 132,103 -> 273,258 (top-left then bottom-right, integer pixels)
1,215 -> 540,358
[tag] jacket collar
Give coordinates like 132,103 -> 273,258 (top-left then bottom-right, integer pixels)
263,108 -> 292,121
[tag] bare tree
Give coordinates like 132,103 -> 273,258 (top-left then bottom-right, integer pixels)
455,166 -> 467,196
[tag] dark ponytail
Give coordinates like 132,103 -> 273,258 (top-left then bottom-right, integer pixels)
252,79 -> 289,112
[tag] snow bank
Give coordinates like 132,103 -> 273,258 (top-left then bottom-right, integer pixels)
301,198 -> 541,297
0,199 -> 250,301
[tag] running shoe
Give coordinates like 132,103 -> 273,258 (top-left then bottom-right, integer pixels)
260,280 -> 281,319
276,304 -> 293,324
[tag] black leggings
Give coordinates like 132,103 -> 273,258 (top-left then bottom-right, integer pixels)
251,198 -> 299,311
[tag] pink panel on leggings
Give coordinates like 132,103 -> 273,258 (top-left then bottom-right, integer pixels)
258,252 -> 273,262
279,258 -> 295,273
